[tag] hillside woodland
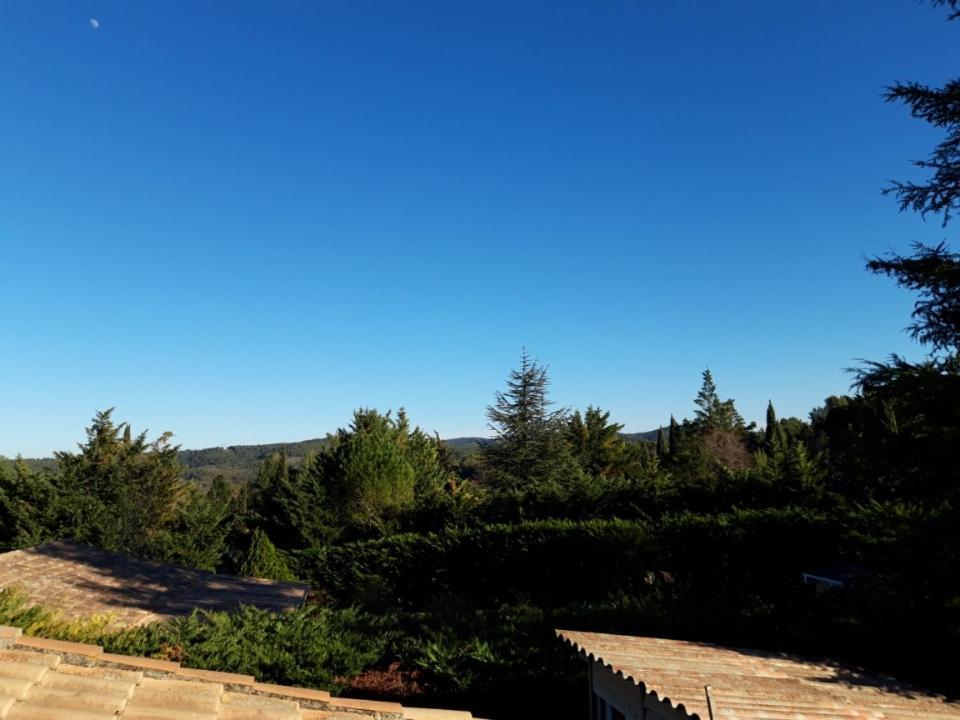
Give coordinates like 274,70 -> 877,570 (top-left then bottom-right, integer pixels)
2,3 -> 960,719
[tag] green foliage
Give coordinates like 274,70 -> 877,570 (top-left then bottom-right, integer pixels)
659,371 -> 754,477
249,451 -> 326,549
153,476 -> 234,571
693,369 -> 745,432
868,243 -> 960,353
178,438 -> 330,486
764,401 -> 787,451
842,0 -> 960,505
54,409 -> 182,555
315,409 -> 448,533
113,604 -> 388,692
481,351 -> 579,490
241,528 -> 297,581
667,415 -> 682,458
0,588 -> 119,641
0,588 -> 387,693
305,519 -> 652,608
0,460 -> 56,550
566,406 -> 644,479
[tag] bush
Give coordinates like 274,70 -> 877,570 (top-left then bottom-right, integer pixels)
0,588 -> 389,693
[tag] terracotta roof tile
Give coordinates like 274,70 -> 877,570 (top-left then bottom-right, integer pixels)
0,542 -> 309,629
558,630 -> 960,720
0,626 -> 475,720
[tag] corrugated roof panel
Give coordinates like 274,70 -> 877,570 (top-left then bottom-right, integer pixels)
558,630 -> 960,720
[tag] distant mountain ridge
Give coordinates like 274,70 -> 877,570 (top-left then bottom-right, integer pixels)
9,431 -> 660,485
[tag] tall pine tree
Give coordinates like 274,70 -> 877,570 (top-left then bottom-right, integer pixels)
693,369 -> 745,432
844,0 -> 960,500
482,350 -> 576,490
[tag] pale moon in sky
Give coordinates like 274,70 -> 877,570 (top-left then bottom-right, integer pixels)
89,18 -> 100,29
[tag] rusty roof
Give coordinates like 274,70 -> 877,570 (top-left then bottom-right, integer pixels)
558,630 -> 960,720
0,625 -> 476,720
0,541 -> 309,627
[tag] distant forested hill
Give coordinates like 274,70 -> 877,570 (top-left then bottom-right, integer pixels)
444,432 -> 658,458
176,438 -> 332,484
8,431 -> 658,485
8,438 -> 332,486
442,437 -> 487,457
622,430 -> 662,443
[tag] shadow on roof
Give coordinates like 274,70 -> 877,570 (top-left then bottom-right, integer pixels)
0,540 -> 309,627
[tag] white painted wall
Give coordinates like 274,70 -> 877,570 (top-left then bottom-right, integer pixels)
589,660 -> 688,720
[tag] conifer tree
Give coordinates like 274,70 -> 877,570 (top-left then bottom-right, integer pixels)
240,528 -> 296,581
693,369 -> 744,432
159,475 -> 233,571
0,460 -> 51,550
313,408 -> 449,533
322,410 -> 416,530
694,369 -> 721,425
668,415 -> 682,457
566,406 -> 632,478
764,401 -> 787,451
866,0 -> 959,355
844,0 -> 960,500
250,451 -> 298,547
482,350 -> 576,489
784,443 -> 820,497
656,426 -> 667,458
55,409 -> 182,554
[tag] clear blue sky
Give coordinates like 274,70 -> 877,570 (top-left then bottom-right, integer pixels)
1,1 -> 956,456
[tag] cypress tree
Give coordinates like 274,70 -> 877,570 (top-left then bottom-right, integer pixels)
241,528 -> 296,581
656,426 -> 667,458
668,415 -> 682,457
764,400 -> 787,451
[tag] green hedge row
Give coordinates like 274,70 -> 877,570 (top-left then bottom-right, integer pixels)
300,518 -> 653,606
301,508 -> 851,609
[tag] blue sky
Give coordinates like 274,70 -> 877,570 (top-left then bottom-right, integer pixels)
1,1 -> 956,456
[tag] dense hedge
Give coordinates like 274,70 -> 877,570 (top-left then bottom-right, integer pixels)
301,508 -> 847,609
657,507 -> 839,590
301,518 -> 653,607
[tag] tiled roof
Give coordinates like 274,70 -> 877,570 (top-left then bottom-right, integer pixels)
0,541 -> 309,627
558,630 -> 960,720
0,626 -> 476,720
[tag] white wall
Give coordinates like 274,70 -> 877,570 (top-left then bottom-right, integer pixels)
589,660 -> 688,720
